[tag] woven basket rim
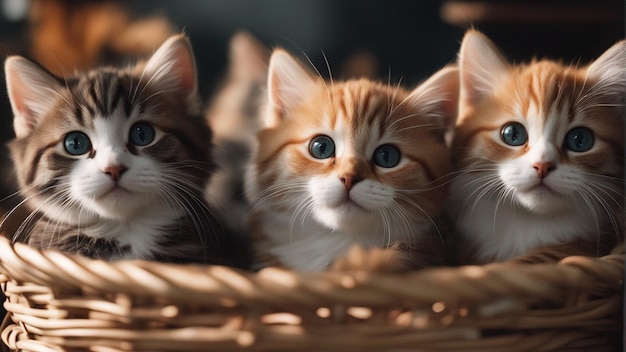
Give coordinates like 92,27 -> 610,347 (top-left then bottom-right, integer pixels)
0,236 -> 623,351
0,235 -> 623,309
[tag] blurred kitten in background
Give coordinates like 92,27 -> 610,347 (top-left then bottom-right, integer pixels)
29,0 -> 173,76
204,32 -> 269,236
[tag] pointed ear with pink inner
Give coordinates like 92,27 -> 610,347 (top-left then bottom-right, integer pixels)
265,49 -> 318,128
406,65 -> 460,133
142,34 -> 198,101
458,30 -> 509,110
585,40 -> 626,106
5,57 -> 61,139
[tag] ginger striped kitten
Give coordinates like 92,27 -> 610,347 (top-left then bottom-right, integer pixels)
245,49 -> 459,272
205,32 -> 379,237
4,35 -> 239,264
447,30 -> 625,264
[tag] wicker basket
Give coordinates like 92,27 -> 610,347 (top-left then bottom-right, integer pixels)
0,235 -> 622,352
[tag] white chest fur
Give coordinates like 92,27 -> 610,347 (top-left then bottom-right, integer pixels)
449,192 -> 605,263
258,208 -> 429,271
84,205 -> 179,260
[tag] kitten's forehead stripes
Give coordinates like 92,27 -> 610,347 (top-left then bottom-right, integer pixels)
73,71 -> 135,119
73,104 -> 84,124
333,83 -> 390,140
517,64 -> 583,125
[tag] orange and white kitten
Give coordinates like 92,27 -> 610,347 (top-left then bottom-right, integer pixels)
205,32 -> 379,236
245,49 -> 458,272
447,30 -> 625,264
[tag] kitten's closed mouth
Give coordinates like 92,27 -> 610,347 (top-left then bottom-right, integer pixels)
334,197 -> 367,212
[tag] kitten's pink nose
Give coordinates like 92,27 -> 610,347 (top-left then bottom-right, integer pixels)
533,162 -> 555,179
340,174 -> 362,191
103,165 -> 128,181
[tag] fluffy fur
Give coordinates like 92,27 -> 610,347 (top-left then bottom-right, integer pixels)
447,30 -> 625,264
245,49 -> 458,272
4,35 -> 242,265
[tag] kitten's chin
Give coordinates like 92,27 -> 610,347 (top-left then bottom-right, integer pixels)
515,186 -> 570,214
98,187 -> 132,200
85,191 -> 152,220
313,204 -> 371,231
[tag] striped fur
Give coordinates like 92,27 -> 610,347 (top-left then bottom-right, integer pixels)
245,49 -> 458,272
447,30 -> 625,264
4,35 -> 241,265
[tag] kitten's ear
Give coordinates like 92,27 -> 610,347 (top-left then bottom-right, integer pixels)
5,56 -> 62,138
229,31 -> 269,81
586,40 -> 625,104
142,34 -> 198,100
407,65 -> 460,130
266,49 -> 317,127
458,30 -> 508,106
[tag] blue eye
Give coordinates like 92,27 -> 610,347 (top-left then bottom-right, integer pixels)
64,131 -> 91,155
130,122 -> 155,146
309,135 -> 335,159
565,127 -> 594,152
501,122 -> 528,146
373,144 -> 401,168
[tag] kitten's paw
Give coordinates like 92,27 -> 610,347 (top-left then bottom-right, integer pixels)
329,245 -> 409,273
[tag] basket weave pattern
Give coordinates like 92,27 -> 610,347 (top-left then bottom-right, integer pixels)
0,235 -> 622,351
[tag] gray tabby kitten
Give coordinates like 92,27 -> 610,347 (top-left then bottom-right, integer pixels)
4,34 -> 241,264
